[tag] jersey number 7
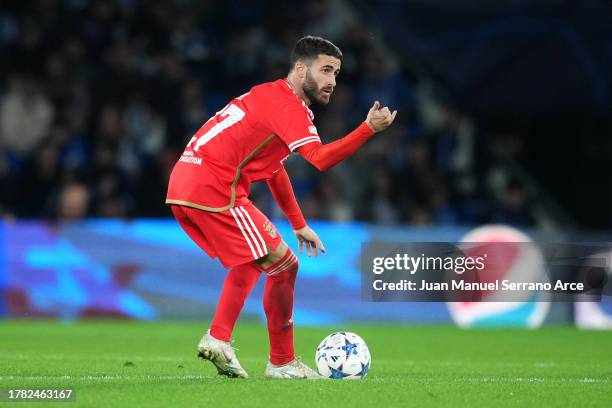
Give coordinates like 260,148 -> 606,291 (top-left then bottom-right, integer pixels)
187,104 -> 246,152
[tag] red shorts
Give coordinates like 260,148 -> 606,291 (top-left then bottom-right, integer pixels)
171,203 -> 283,268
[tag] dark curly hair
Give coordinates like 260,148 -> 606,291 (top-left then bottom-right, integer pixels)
290,35 -> 343,66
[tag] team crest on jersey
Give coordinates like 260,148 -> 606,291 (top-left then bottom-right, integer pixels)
263,221 -> 277,238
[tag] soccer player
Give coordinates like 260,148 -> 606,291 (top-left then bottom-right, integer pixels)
166,35 -> 396,379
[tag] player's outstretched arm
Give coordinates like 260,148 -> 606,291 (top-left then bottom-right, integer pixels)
297,101 -> 397,172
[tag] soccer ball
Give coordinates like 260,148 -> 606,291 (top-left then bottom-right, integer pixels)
315,332 -> 371,379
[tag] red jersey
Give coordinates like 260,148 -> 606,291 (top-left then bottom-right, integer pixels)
166,79 -> 320,212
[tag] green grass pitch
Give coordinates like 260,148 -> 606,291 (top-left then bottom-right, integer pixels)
0,321 -> 611,407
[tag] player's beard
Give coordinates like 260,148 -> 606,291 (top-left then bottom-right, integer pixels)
303,70 -> 331,106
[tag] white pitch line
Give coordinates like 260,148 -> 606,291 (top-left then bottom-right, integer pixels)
0,354 -> 263,363
371,359 -> 608,369
0,375 -> 609,384
0,375 -> 208,381
0,355 -> 185,362
365,376 -> 612,384
1,356 -> 608,371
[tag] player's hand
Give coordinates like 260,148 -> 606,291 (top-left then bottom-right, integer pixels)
365,100 -> 398,133
294,226 -> 326,256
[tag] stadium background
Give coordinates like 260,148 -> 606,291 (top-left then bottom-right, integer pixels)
2,1 -> 612,330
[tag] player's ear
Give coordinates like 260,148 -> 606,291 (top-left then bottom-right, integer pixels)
295,61 -> 306,79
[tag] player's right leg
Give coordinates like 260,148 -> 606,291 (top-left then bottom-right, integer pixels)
196,328 -> 249,378
195,259 -> 260,378
171,204 -> 262,378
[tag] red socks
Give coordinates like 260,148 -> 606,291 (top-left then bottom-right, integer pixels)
210,262 -> 262,342
263,249 -> 298,365
209,248 -> 298,366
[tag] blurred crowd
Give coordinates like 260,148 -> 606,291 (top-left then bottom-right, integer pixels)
0,0 -> 533,226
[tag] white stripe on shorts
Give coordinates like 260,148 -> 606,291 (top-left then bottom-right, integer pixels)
229,208 -> 258,259
237,206 -> 268,257
234,207 -> 265,258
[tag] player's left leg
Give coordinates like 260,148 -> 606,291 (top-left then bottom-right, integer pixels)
259,243 -> 323,379
259,242 -> 297,365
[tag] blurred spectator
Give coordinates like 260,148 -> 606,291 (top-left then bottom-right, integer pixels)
369,167 -> 400,224
0,75 -> 54,157
56,182 -> 89,221
319,176 -> 354,222
16,139 -> 60,217
120,92 -> 166,172
180,79 -> 208,139
494,179 -> 535,226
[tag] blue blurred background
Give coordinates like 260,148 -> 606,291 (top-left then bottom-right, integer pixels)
3,219 -> 609,327
1,219 -> 462,322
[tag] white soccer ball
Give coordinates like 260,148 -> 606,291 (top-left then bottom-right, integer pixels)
315,332 -> 371,379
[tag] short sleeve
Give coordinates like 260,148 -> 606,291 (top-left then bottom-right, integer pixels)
269,106 -> 321,152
